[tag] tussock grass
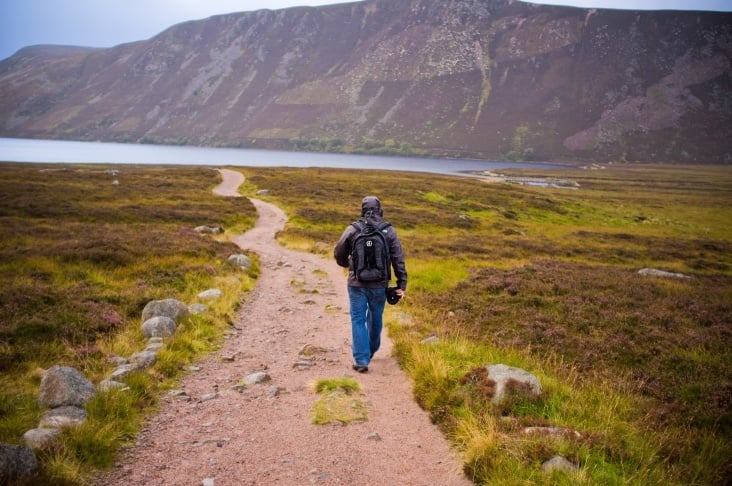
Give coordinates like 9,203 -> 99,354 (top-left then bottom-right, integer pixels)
310,377 -> 367,425
246,164 -> 731,485
0,163 -> 256,483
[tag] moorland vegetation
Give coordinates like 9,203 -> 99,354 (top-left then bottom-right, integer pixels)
244,164 -> 731,485
0,164 -> 257,483
0,162 -> 729,484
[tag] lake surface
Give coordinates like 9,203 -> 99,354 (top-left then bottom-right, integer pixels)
0,137 -> 561,177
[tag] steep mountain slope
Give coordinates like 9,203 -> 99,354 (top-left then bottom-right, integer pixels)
0,0 -> 730,163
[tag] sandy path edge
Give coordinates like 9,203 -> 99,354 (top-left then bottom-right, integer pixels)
94,168 -> 470,485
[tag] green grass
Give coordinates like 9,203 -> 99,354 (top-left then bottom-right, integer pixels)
2,162 -> 730,484
242,164 -> 732,485
0,163 -> 257,483
310,377 -> 367,425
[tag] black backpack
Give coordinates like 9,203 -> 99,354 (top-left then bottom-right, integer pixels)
351,220 -> 391,282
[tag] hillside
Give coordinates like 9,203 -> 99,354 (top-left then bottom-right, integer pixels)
0,0 -> 730,163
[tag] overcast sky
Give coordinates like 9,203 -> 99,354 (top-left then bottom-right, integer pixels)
1,0 -> 730,61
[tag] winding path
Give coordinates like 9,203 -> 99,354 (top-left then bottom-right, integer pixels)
97,169 -> 469,485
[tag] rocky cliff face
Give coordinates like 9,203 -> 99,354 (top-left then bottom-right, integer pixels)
1,0 -> 730,163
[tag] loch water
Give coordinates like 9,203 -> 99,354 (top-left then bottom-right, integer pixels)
0,138 -> 562,177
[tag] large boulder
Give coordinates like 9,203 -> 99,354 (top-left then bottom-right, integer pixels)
22,428 -> 61,450
486,364 -> 542,404
227,254 -> 253,270
129,350 -> 157,370
141,298 -> 190,323
38,366 -> 95,408
0,443 -> 39,481
141,316 -> 176,338
38,406 -> 88,428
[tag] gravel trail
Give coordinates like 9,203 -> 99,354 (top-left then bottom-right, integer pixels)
96,168 -> 469,485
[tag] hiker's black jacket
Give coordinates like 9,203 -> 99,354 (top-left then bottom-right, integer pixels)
334,216 -> 407,291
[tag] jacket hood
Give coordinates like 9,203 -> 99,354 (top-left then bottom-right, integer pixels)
361,196 -> 383,219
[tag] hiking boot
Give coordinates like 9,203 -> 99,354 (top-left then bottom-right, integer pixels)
352,364 -> 368,373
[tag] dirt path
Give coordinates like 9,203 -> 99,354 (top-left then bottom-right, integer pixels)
97,169 -> 469,485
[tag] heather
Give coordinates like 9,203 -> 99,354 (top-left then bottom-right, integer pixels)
1,161 -> 729,484
0,163 -> 257,482
244,164 -> 731,485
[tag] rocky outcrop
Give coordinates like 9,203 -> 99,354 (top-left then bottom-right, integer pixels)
0,0 -> 729,163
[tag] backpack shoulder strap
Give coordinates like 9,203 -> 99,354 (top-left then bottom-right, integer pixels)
376,221 -> 391,232
351,221 -> 366,232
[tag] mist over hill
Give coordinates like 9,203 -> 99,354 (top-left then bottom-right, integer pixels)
1,0 -> 730,163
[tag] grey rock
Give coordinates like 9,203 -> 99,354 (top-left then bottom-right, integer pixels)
0,443 -> 39,480
98,379 -> 126,392
293,360 -> 315,370
22,428 -> 61,449
244,371 -> 271,385
195,225 -> 223,234
142,316 -> 177,338
145,342 -> 165,353
189,303 -> 209,315
265,385 -> 284,398
255,189 -> 269,196
486,364 -> 542,404
110,364 -> 134,381
638,267 -> 688,279
541,455 -> 578,474
129,350 -> 157,369
420,335 -> 439,345
141,298 -> 190,323
38,365 -> 95,408
227,254 -> 253,270
198,288 -> 223,301
107,355 -> 128,366
39,406 -> 88,428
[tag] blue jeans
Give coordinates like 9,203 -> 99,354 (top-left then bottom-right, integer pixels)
347,286 -> 386,366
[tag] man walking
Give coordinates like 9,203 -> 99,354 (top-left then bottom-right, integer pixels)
334,196 -> 407,373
